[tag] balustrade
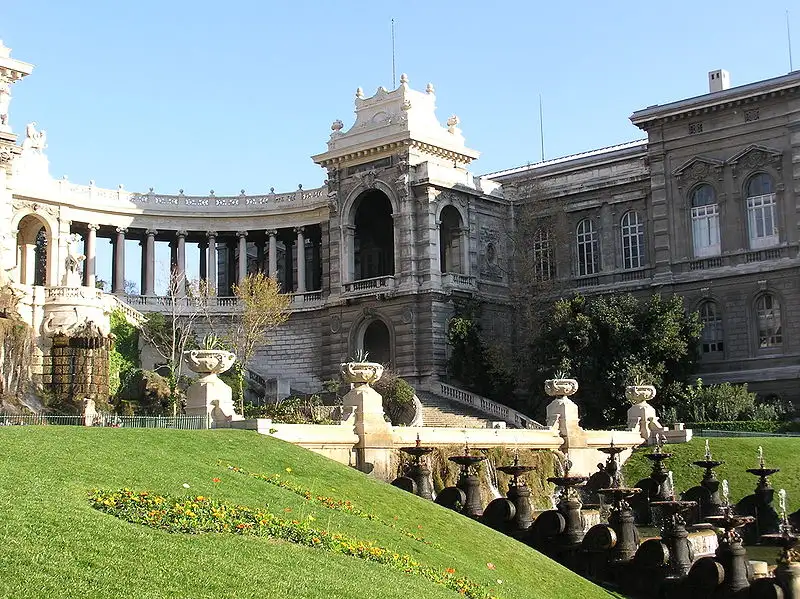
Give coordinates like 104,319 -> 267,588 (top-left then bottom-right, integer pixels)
437,382 -> 546,430
343,276 -> 395,294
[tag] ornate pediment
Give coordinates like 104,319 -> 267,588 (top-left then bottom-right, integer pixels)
673,156 -> 724,186
727,144 -> 783,177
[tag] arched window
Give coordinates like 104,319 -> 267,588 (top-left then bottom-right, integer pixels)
351,190 -> 394,281
621,211 -> 645,269
746,173 -> 778,249
690,184 -> 720,257
576,218 -> 599,276
698,301 -> 723,354
439,205 -> 465,274
531,227 -> 553,281
755,293 -> 782,349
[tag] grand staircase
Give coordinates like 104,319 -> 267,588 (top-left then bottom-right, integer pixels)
416,390 -> 494,428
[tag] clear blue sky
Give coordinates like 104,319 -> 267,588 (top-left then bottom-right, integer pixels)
4,1 -> 798,195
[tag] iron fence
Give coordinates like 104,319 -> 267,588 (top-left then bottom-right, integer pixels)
694,429 -> 800,438
0,414 -> 209,430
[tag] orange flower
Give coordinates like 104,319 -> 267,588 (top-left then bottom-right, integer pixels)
212,477 -> 221,483
284,508 -> 292,513
445,567 -> 456,575
487,562 -> 496,570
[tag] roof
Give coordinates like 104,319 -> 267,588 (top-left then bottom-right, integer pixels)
630,70 -> 800,127
484,139 -> 647,180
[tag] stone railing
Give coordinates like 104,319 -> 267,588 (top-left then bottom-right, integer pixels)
45,286 -> 104,301
342,276 -> 396,295
47,179 -> 329,213
103,293 -> 145,326
679,243 -> 798,274
290,290 -> 324,307
123,292 -> 325,313
437,382 -> 546,429
442,273 -> 476,289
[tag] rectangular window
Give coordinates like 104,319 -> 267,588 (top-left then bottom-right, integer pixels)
691,205 -> 721,257
747,194 -> 779,249
531,231 -> 554,282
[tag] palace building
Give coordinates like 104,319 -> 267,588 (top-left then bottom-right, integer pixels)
1,39 -> 799,410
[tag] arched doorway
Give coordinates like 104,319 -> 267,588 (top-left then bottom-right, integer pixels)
16,214 -> 50,286
351,190 -> 394,280
439,205 -> 465,273
361,319 -> 391,366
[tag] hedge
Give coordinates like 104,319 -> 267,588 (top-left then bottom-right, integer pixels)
688,420 -> 780,433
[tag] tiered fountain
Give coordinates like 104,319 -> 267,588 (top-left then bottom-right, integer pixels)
596,443 -> 641,564
650,494 -> 699,579
683,439 -> 725,520
761,490 -> 800,595
631,435 -> 673,525
735,445 -> 782,543
497,449 -> 536,533
705,501 -> 756,595
547,454 -> 589,548
448,442 -> 487,518
396,434 -> 435,500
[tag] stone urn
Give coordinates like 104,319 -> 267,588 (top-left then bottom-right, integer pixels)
184,349 -> 236,379
340,361 -> 384,386
544,378 -> 579,398
625,385 -> 657,405
545,378 -> 580,436
182,349 -> 239,427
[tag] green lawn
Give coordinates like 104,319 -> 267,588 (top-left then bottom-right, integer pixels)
0,427 -> 614,599
622,436 -> 800,509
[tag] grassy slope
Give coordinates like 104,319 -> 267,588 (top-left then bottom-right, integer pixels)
623,437 -> 800,509
0,427 -> 614,599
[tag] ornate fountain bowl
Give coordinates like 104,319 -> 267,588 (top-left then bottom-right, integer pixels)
400,446 -> 434,460
651,500 -> 697,517
599,445 -> 626,457
707,513 -> 755,531
498,464 -> 536,478
645,451 -> 673,462
693,459 -> 724,470
598,487 -> 642,498
548,475 -> 588,489
183,349 -> 236,376
746,467 -> 780,478
449,454 -> 487,469
340,361 -> 384,385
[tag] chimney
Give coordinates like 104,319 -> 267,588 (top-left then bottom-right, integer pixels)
708,69 -> 731,93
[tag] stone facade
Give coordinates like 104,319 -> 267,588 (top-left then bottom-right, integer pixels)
1,38 -> 799,405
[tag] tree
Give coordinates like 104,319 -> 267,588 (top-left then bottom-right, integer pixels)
223,273 -> 290,413
138,271 -> 206,413
529,293 -> 702,427
108,309 -> 139,398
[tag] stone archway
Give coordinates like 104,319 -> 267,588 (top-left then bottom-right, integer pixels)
15,214 -> 50,286
361,318 -> 392,366
439,205 -> 465,274
350,189 -> 394,281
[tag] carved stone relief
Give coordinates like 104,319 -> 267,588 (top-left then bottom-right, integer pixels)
479,226 -> 503,281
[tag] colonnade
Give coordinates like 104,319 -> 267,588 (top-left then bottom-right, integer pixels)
76,223 -> 323,296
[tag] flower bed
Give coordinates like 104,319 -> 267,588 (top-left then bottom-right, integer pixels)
222,462 -> 431,544
89,489 -> 497,599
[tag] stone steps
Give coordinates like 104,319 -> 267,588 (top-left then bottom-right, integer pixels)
416,390 -> 494,428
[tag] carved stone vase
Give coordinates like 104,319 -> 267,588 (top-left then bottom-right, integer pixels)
340,361 -> 384,386
544,378 -> 579,398
183,349 -> 239,427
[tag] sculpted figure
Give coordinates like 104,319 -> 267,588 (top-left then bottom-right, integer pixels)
22,122 -> 47,153
63,233 -> 85,286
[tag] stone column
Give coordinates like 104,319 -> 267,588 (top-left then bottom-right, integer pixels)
199,240 -> 207,280
144,229 -> 157,296
84,224 -> 99,288
206,231 -> 217,294
344,224 -> 356,281
283,237 -> 294,293
256,241 -> 266,274
295,226 -> 306,293
267,229 -> 278,278
175,230 -> 187,294
237,230 -> 248,283
112,227 -> 127,294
